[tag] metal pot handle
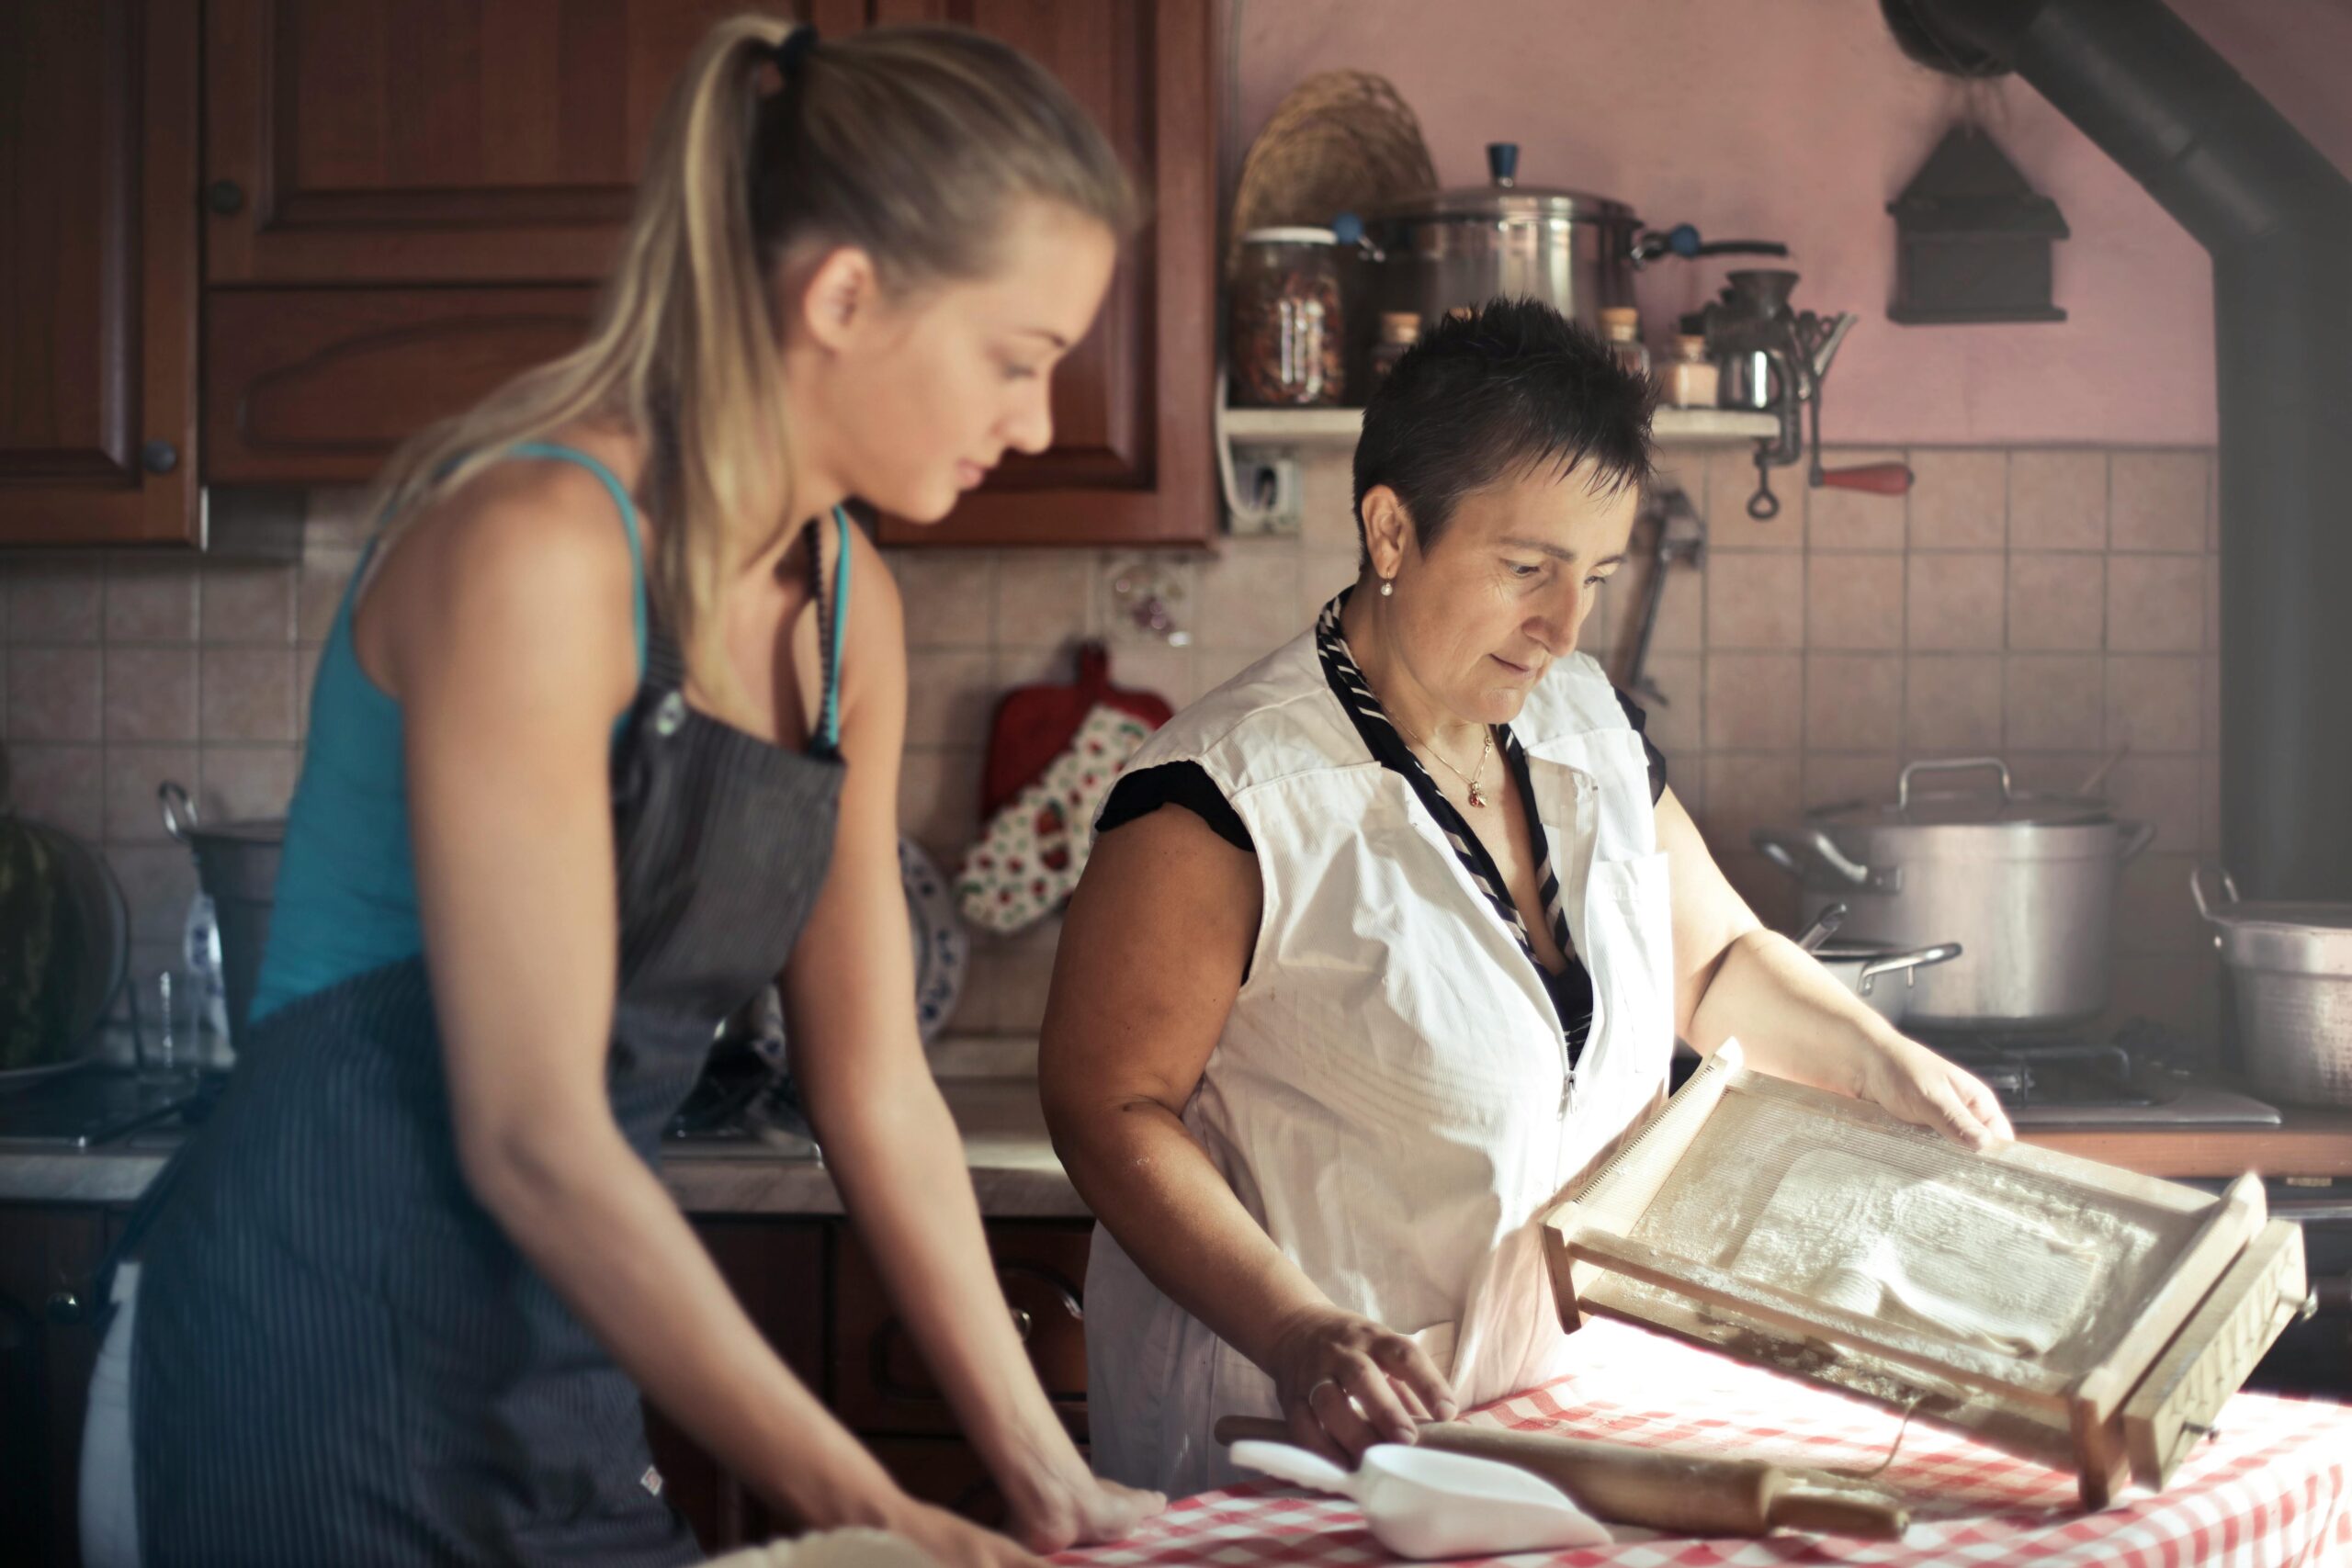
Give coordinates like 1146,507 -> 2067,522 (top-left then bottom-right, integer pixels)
2118,820 -> 2157,863
1751,826 -> 1873,886
2189,863 -> 2244,923
1896,756 -> 2011,816
1855,941 -> 1964,995
158,780 -> 199,845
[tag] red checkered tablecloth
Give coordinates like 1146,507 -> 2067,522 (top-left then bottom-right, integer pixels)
1059,1318 -> 2352,1567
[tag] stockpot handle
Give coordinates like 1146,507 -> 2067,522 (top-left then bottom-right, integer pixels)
1856,941 -> 1964,995
158,780 -> 199,845
2118,820 -> 2157,863
1896,756 -> 2010,816
2189,864 -> 2244,924
1751,826 -> 1873,887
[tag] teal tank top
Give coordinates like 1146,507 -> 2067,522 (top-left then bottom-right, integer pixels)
250,443 -> 853,1021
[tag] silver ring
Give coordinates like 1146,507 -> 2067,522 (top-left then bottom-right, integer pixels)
1306,1379 -> 1340,1404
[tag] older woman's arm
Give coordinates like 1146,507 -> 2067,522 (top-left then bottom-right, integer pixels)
1655,786 -> 2012,1148
1040,807 -> 1460,1465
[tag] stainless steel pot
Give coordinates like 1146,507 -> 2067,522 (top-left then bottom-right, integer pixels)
1814,939 -> 1964,1026
2193,868 -> 2352,1107
1360,142 -> 1785,333
1754,757 -> 2154,1028
160,781 -> 282,1051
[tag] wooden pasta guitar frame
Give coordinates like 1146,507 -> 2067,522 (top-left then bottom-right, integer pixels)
1542,1043 -> 2312,1508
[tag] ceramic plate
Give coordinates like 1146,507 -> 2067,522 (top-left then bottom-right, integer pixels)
899,838 -> 968,1042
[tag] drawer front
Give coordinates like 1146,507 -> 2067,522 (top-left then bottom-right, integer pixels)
835,1222 -> 1091,1438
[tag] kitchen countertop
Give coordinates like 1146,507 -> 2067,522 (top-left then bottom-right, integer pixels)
4,1075 -> 2346,1213
0,1077 -> 1087,1217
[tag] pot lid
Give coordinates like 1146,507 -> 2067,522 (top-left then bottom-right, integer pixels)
1363,140 -> 1631,226
1365,183 -> 1633,225
1809,757 -> 2111,829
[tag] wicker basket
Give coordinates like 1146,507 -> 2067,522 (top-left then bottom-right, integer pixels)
1227,69 -> 1437,272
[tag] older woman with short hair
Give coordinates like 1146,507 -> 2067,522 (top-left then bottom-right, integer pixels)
1039,298 -> 2009,1498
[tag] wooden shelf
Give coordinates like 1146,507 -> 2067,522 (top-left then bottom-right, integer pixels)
1223,404 -> 1780,449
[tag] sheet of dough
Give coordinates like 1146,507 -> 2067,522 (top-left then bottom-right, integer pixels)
1727,1147 -> 2100,1357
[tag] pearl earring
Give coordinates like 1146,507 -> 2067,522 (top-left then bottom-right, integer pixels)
1379,578 -> 1395,598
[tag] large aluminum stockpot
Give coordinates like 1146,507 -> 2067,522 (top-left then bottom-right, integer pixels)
1754,758 -> 2154,1029
2193,869 -> 2352,1107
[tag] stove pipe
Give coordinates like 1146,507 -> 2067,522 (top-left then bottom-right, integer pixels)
1887,0 -> 2352,903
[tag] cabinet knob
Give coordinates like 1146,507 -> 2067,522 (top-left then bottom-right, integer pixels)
45,1291 -> 85,1325
141,440 -> 179,475
206,179 -> 245,216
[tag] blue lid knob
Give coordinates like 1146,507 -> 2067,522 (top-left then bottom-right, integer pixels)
1487,142 -> 1520,186
1332,212 -> 1364,245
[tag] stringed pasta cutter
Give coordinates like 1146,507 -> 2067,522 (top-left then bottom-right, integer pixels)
1544,1042 -> 2312,1508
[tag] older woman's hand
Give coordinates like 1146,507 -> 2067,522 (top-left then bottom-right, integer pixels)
1265,1305 -> 1460,1464
1853,1034 -> 2016,1151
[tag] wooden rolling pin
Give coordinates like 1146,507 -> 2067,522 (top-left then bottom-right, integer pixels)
1213,1416 -> 1909,1540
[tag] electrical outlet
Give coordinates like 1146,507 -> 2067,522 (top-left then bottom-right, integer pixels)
1227,454 -> 1302,537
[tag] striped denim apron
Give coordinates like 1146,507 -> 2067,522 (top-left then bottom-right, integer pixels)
116,601 -> 846,1564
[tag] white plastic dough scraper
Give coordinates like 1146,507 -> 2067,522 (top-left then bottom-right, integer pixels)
1228,1438 -> 1614,1559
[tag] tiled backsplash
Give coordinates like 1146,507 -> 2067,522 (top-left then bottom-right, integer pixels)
2,446 -> 2222,1051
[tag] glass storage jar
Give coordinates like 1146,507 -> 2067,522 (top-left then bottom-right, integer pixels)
1229,227 -> 1347,407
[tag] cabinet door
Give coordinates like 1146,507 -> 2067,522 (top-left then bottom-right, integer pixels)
0,1205 -> 111,1568
0,0 -> 199,547
640,1217 -> 829,1555
201,0 -> 860,286
872,0 -> 1216,548
833,1220 -> 1091,1439
205,288 -> 597,484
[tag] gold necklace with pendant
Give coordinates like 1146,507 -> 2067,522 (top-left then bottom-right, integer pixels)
1408,724 -> 1495,808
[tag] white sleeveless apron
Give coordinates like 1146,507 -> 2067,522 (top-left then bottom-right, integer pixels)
1084,626 -> 1676,1496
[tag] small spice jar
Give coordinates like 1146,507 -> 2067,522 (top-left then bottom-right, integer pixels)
1599,306 -> 1650,378
1229,227 -> 1347,407
1367,311 -> 1421,388
1662,334 -> 1721,408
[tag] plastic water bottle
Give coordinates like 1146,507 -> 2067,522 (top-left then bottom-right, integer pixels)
180,891 -> 230,1067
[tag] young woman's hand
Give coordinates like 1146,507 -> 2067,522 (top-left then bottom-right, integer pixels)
1263,1305 -> 1458,1466
1001,1466 -> 1164,1553
879,1497 -> 1052,1567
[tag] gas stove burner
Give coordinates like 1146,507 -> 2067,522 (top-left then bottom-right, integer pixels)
1914,1031 -> 2163,1111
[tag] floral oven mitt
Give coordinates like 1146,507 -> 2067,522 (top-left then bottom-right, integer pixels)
956,703 -> 1155,934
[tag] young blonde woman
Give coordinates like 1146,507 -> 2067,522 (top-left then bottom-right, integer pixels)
79,17 -> 1159,1567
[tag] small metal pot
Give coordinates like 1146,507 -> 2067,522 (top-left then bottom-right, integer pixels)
1754,757 -> 2154,1028
2193,868 -> 2352,1107
160,782 -> 283,1050
1814,940 -> 1964,1026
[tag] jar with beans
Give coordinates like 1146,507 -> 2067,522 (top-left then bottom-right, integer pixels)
1229,227 -> 1347,407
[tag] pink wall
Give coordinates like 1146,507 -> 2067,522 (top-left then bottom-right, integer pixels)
1228,0 -> 2352,448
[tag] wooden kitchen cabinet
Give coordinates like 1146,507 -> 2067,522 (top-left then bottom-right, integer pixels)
0,1 -> 201,547
867,0 -> 1217,548
0,1204 -> 115,1568
199,0 -> 827,288
834,1219 -> 1091,1439
194,0 -> 1216,544
641,1217 -> 831,1554
645,1215 -> 1092,1554
204,287 -> 599,485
